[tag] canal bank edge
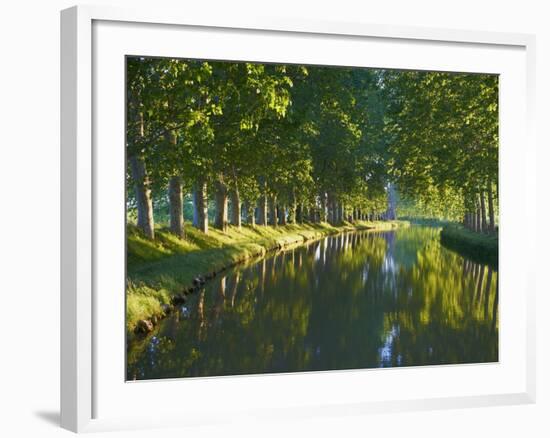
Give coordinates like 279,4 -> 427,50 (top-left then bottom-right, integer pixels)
126,220 -> 409,339
440,224 -> 498,269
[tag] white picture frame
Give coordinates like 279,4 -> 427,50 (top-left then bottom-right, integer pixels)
60,4 -> 536,433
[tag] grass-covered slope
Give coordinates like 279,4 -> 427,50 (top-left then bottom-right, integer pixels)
127,220 -> 406,334
440,224 -> 498,268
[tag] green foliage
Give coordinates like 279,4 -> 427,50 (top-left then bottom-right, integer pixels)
126,58 -> 498,228
383,70 -> 499,219
125,57 -> 499,332
126,58 -> 402,221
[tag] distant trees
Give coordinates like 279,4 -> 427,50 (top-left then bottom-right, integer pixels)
127,57 -> 499,238
383,71 -> 498,232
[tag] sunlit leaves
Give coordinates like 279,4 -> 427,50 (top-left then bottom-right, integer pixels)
383,70 -> 498,220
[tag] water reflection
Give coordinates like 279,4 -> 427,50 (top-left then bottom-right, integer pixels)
127,226 -> 498,380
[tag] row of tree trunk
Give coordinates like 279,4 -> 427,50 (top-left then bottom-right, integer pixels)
463,184 -> 496,234
129,159 -> 387,240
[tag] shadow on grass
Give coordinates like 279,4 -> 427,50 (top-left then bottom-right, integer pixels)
440,224 -> 498,269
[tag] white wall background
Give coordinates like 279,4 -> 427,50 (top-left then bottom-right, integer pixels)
0,0 -> 547,436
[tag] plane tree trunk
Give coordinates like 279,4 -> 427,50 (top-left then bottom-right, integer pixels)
257,195 -> 268,226
257,178 -> 268,226
168,175 -> 184,238
479,190 -> 487,233
214,177 -> 229,231
289,191 -> 297,224
487,182 -> 495,232
230,189 -> 241,229
193,178 -> 208,234
320,192 -> 328,222
296,203 -> 303,223
245,201 -> 256,227
309,198 -> 317,223
475,201 -> 482,233
129,155 -> 154,239
269,195 -> 278,227
279,205 -> 287,225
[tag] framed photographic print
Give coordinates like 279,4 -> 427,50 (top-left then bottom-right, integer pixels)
61,4 -> 536,433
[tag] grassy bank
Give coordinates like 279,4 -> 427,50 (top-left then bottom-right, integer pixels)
440,224 -> 498,268
398,216 -> 450,227
127,220 -> 407,334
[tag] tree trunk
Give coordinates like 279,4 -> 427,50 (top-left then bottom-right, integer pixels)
129,155 -> 154,239
243,201 -> 249,224
487,182 -> 495,232
168,175 -> 184,238
296,203 -> 303,224
279,205 -> 287,225
192,178 -> 208,234
230,189 -> 241,229
245,201 -> 256,227
309,199 -> 317,223
257,195 -> 268,226
327,194 -> 335,224
385,183 -> 397,220
320,192 -> 328,222
479,190 -> 487,233
214,178 -> 228,231
289,191 -> 297,224
269,195 -> 278,227
475,202 -> 482,233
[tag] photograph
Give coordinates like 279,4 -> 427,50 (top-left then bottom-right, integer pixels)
125,56 -> 499,381
0,0 -> 544,435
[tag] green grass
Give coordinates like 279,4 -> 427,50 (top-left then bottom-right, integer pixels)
440,224 -> 498,268
126,220 -> 406,333
398,216 -> 451,227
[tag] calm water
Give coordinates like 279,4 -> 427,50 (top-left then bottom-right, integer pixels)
127,226 -> 498,380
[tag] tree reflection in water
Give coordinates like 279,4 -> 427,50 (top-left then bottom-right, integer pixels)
127,226 -> 498,380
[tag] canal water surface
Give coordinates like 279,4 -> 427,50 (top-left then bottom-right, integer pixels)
127,226 -> 498,380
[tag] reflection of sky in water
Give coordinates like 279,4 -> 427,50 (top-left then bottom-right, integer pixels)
314,242 -> 321,262
382,255 -> 398,275
378,324 -> 400,367
362,263 -> 369,285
